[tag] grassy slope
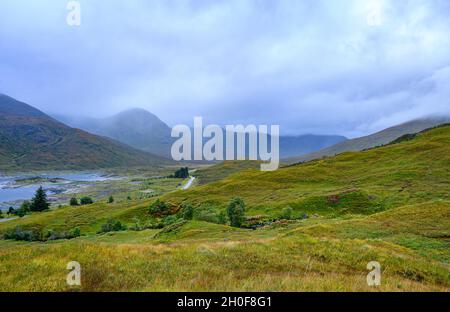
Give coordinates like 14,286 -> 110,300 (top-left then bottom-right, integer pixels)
0,126 -> 449,291
162,125 -> 450,217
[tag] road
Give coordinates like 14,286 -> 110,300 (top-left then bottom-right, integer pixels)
182,176 -> 196,190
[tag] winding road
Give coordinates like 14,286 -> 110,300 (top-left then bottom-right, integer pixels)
182,176 -> 196,190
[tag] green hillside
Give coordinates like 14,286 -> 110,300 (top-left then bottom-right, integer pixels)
0,125 -> 448,291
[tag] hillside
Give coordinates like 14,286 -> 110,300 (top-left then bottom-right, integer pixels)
285,117 -> 450,164
164,124 -> 450,214
57,109 -> 174,158
0,124 -> 448,291
0,94 -> 169,170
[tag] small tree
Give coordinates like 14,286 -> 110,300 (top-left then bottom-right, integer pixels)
80,197 -> 94,205
30,187 -> 50,212
181,203 -> 194,220
108,196 -> 114,204
227,197 -> 246,228
69,197 -> 79,206
7,207 -> 15,215
0,209 -> 3,218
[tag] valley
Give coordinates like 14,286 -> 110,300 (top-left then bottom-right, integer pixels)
0,124 -> 448,291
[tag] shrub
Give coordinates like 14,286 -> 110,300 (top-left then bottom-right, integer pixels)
174,167 -> 189,179
281,206 -> 293,220
3,226 -> 43,242
181,203 -> 194,220
194,204 -> 220,223
14,201 -> 31,217
69,197 -> 79,206
0,210 -> 3,219
227,197 -> 246,228
163,215 -> 181,226
7,207 -> 15,215
45,227 -> 81,241
80,197 -> 94,205
217,210 -> 228,224
98,219 -> 127,234
149,199 -> 169,214
108,196 -> 114,203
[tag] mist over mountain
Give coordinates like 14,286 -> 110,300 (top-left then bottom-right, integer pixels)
285,117 -> 450,164
55,109 -> 347,159
56,108 -> 173,158
0,94 -> 167,171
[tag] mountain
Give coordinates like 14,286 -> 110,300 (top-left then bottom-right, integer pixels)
56,109 -> 173,158
279,134 -> 346,158
284,117 -> 450,164
58,110 -> 346,159
0,94 -> 168,170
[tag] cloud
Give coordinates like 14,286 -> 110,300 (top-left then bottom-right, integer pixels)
0,0 -> 449,137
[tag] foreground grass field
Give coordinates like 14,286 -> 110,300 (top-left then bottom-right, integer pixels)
0,126 -> 449,291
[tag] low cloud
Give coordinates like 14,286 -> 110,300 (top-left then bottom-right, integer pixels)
0,0 -> 449,137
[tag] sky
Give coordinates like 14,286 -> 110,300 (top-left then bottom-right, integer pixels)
1,0 -> 450,138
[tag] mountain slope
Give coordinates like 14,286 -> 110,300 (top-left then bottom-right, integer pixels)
284,117 -> 450,164
279,134 -> 346,158
163,124 -> 450,214
57,109 -> 173,158
0,94 -> 168,170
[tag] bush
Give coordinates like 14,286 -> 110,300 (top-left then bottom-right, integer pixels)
181,203 -> 194,220
44,227 -> 81,241
3,226 -> 43,242
108,196 -> 114,203
174,167 -> 189,179
13,201 -> 31,217
194,204 -> 221,223
281,206 -> 293,220
69,197 -> 79,206
149,199 -> 169,214
0,210 -> 3,219
227,197 -> 246,228
98,219 -> 127,234
80,197 -> 94,205
217,210 -> 228,224
7,207 -> 15,215
163,215 -> 181,226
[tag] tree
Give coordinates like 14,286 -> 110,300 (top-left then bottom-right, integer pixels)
108,196 -> 114,204
226,197 -> 246,228
30,187 -> 50,212
7,207 -> 15,215
70,197 -> 79,206
0,209 -> 3,219
181,203 -> 194,220
174,167 -> 189,179
80,197 -> 94,205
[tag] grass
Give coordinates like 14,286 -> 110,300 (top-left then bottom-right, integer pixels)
0,125 -> 449,291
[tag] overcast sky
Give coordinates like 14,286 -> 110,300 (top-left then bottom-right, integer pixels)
1,0 -> 450,137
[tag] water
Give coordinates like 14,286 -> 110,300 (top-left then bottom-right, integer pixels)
0,172 -> 114,209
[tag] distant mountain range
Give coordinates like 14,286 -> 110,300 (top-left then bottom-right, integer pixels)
56,110 -> 347,159
285,117 -> 450,164
0,94 -> 168,171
